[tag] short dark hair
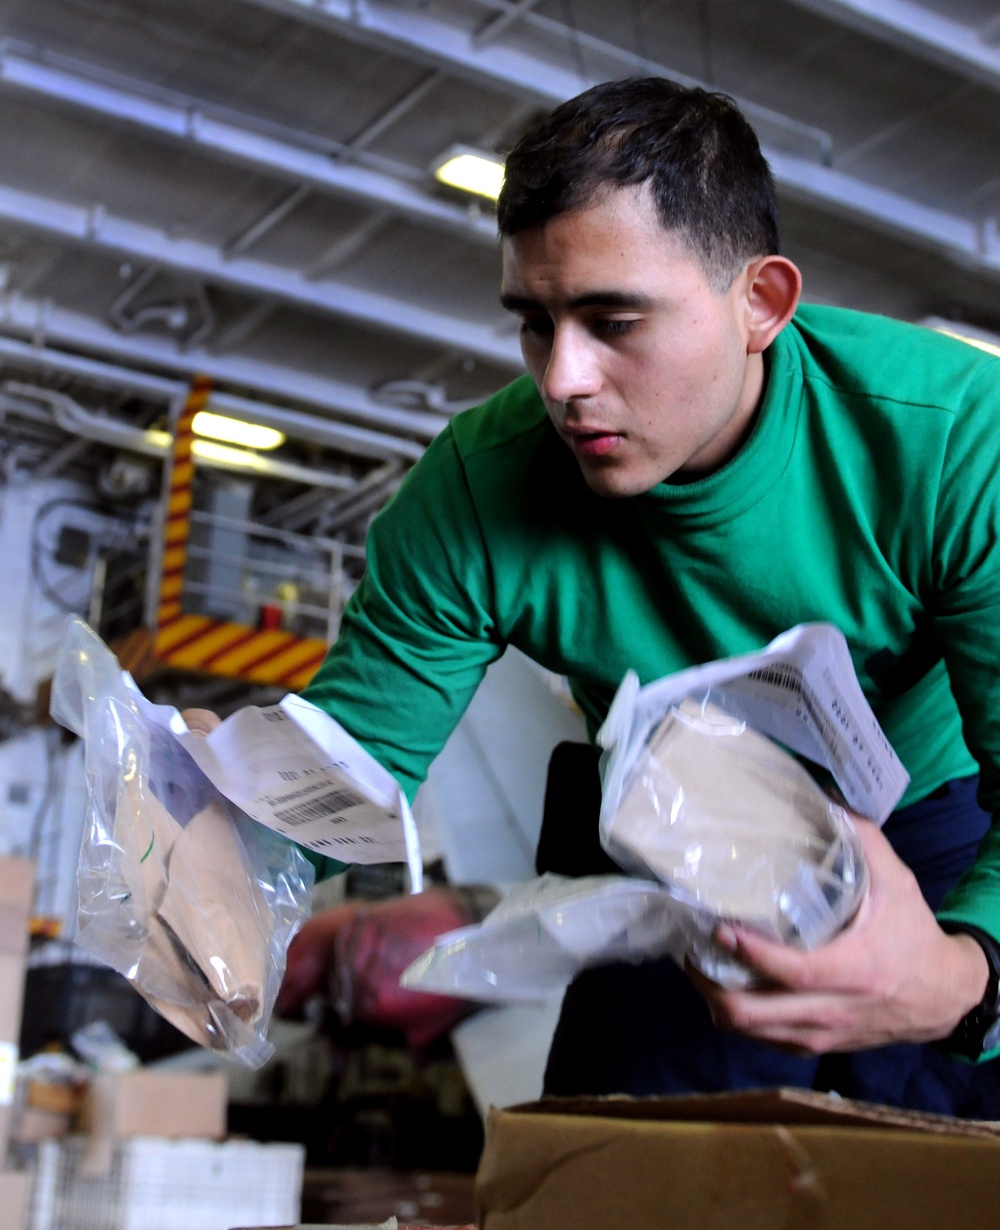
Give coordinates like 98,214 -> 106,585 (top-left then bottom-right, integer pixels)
497,77 -> 780,288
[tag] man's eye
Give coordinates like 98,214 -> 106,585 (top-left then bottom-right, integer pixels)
519,317 -> 553,339
594,318 -> 639,338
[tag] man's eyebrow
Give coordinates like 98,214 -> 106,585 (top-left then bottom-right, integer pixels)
500,291 -> 657,312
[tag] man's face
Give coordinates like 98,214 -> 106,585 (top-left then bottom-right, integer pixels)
500,185 -> 767,498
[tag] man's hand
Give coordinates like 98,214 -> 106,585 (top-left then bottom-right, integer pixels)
688,817 -> 990,1054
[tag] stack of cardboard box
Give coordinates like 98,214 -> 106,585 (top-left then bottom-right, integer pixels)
0,856 -> 35,1230
76,1068 -> 227,1176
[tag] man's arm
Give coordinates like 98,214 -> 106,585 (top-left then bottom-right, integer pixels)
186,424 -> 504,880
301,423 -> 503,802
694,353 -> 1000,1057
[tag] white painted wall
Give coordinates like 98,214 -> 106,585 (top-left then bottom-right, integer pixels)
0,478 -> 103,704
0,731 -> 86,929
415,646 -> 587,885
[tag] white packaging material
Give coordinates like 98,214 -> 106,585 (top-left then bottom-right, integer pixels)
53,616 -> 421,890
600,623 -> 909,826
28,1136 -> 303,1230
174,692 -> 421,890
401,875 -> 683,1004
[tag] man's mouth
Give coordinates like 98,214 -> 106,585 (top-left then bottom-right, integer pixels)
564,428 -> 624,458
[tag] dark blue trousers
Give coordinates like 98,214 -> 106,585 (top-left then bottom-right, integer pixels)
544,777 -> 1000,1117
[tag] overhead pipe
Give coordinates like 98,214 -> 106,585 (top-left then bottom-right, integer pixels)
0,294 -> 457,442
0,329 -> 433,459
0,39 -> 499,244
0,181 -> 523,368
784,0 -> 1000,93
1,383 -> 359,491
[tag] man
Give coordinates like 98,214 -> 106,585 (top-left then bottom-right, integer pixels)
192,78 -> 1000,1113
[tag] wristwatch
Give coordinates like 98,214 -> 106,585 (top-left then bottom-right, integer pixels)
938,922 -> 1000,1060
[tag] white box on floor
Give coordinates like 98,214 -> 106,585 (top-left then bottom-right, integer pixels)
28,1136 -> 303,1230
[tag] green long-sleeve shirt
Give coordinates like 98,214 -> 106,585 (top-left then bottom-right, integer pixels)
304,304 -> 1000,957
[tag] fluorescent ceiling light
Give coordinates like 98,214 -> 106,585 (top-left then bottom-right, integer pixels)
924,317 -> 1000,360
192,409 -> 285,450
192,439 -> 260,467
432,146 -> 505,201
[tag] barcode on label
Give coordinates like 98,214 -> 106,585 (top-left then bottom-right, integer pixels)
312,834 -> 378,848
745,663 -> 804,692
274,787 -> 368,827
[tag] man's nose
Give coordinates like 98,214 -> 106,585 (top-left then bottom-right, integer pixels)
541,325 -> 601,404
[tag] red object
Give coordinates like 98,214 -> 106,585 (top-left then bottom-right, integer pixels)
258,603 -> 283,630
279,888 -> 480,1048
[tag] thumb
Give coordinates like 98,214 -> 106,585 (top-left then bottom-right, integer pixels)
850,814 -> 896,871
180,708 -> 222,736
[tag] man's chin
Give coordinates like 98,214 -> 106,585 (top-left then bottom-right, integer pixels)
579,463 -> 659,499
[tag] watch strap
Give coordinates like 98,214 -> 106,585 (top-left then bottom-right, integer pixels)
938,921 -> 1000,1061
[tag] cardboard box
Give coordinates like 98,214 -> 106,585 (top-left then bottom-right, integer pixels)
0,858 -> 33,959
0,857 -> 33,1044
0,957 -> 26,1050
0,1170 -> 30,1230
14,1105 -> 71,1143
82,1070 -> 227,1140
476,1088 -> 1000,1229
0,857 -> 33,1162
36,1137 -> 302,1228
26,1079 -> 78,1115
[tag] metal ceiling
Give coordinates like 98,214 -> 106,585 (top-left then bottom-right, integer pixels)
0,0 -> 998,481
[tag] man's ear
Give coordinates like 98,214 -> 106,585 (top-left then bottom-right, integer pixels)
744,256 -> 802,354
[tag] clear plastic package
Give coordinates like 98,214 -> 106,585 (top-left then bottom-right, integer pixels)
603,696 -> 867,981
598,624 -> 910,983
50,617 -> 315,1068
401,874 -> 683,1004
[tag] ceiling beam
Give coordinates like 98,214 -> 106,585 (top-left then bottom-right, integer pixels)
239,0 -> 1000,282
0,40 -> 498,246
783,0 -> 1000,93
765,150 -> 995,275
247,0 -> 594,101
245,0 -> 830,156
0,181 -> 522,367
0,295 -> 448,442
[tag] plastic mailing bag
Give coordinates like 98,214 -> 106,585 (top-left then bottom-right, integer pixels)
401,874 -> 682,1004
50,617 -> 316,1067
598,623 -> 911,983
404,624 -> 913,1002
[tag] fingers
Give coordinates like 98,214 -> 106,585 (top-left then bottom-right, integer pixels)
706,819 -> 891,992
689,961 -> 856,1052
712,922 -> 845,993
181,707 -> 222,735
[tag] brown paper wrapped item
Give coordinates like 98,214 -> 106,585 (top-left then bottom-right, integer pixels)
114,777 -> 271,1052
156,800 -> 271,1022
611,699 -> 836,924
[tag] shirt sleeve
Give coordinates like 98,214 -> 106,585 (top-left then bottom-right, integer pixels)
927,358 -> 1000,1050
301,424 -> 505,808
